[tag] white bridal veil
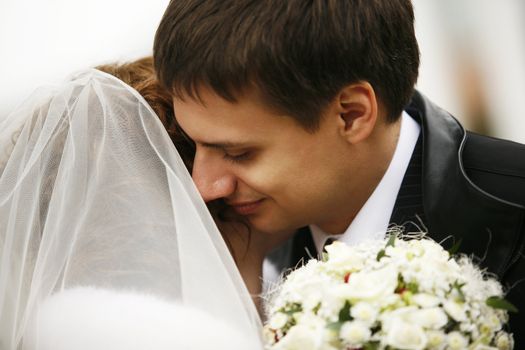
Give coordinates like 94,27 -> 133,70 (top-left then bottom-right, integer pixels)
0,70 -> 263,349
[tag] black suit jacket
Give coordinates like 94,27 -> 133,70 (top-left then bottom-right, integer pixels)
288,91 -> 525,344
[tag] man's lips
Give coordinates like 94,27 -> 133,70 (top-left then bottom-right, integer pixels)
228,199 -> 265,215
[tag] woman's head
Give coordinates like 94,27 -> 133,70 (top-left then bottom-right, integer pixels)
96,58 -> 251,255
96,57 -> 195,171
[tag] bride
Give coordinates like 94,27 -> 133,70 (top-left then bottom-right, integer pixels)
0,59 -> 281,349
94,58 -> 294,313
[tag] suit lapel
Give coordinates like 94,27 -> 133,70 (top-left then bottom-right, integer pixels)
288,91 -> 524,278
407,91 -> 525,278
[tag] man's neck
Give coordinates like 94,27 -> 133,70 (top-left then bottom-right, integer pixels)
317,117 -> 402,234
312,112 -> 421,252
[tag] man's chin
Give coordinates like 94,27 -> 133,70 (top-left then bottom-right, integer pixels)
247,215 -> 301,236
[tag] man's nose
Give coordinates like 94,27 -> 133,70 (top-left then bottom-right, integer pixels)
191,151 -> 236,202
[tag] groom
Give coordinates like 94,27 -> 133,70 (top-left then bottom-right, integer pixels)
153,0 -> 525,342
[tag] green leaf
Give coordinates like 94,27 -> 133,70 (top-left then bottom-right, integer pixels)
406,281 -> 419,294
444,319 -> 459,333
376,249 -> 387,261
448,238 -> 463,256
377,235 -> 395,261
312,303 -> 321,314
326,321 -> 343,332
452,281 -> 466,302
486,296 -> 519,313
395,273 -> 405,293
281,303 -> 303,316
363,342 -> 380,350
386,234 -> 396,248
338,300 -> 352,322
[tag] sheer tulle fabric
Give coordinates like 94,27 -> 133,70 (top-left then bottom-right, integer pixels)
0,70 -> 262,349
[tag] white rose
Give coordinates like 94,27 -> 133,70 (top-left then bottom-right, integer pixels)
339,320 -> 371,346
480,313 -> 503,335
269,312 -> 289,330
280,262 -> 323,296
325,241 -> 364,271
446,331 -> 468,350
426,330 -> 446,349
285,260 -> 319,284
380,306 -> 417,331
379,293 -> 402,309
419,239 -> 450,261
273,324 -> 319,350
316,290 -> 345,322
459,321 -> 477,335
337,265 -> 398,301
302,290 -> 323,311
280,274 -> 330,311
403,264 -> 449,295
320,327 -> 339,349
495,332 -> 514,350
274,314 -> 326,350
412,293 -> 441,308
406,307 -> 448,330
293,313 -> 324,329
444,301 -> 467,322
383,251 -> 413,272
350,302 -> 379,325
385,320 -> 427,350
419,261 -> 460,289
324,241 -> 352,257
283,263 -> 325,290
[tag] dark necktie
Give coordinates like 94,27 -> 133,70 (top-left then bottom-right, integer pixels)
389,134 -> 426,231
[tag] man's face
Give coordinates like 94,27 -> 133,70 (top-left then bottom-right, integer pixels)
174,88 -> 357,234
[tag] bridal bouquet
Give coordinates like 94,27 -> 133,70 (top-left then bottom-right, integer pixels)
264,235 -> 515,350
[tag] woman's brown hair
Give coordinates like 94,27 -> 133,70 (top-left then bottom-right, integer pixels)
97,57 -> 195,171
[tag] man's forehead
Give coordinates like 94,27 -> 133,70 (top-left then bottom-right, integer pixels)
172,86 -> 304,148
173,85 -> 242,107
174,108 -> 259,148
172,83 -> 277,114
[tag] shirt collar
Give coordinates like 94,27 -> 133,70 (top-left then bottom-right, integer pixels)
311,111 -> 421,253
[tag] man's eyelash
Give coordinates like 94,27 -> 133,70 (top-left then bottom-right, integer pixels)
223,152 -> 251,163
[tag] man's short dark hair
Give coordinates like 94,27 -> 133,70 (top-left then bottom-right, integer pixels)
154,0 -> 420,130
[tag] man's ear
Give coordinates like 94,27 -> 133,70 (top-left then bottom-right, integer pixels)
336,82 -> 378,144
